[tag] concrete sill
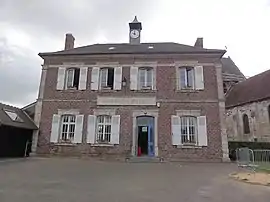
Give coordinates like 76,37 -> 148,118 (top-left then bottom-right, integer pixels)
176,89 -> 200,93
54,143 -> 77,146
91,144 -> 115,147
176,145 -> 204,149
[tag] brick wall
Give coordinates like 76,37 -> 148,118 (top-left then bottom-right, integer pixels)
37,54 -> 223,161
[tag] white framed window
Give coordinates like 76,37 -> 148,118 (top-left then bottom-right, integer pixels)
96,115 -> 112,143
180,116 -> 197,144
4,110 -> 23,122
60,115 -> 76,142
65,68 -> 80,89
138,67 -> 153,89
99,68 -> 114,89
179,67 -> 195,89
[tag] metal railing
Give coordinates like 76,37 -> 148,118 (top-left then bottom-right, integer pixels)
253,149 -> 270,163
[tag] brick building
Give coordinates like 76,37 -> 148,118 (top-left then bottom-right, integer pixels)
226,69 -> 270,142
34,17 -> 229,161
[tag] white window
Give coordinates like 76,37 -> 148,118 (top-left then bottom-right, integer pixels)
139,68 -> 153,89
4,110 -> 23,122
180,116 -> 197,144
60,115 -> 76,142
179,67 -> 195,89
99,68 -> 114,89
65,68 -> 80,89
96,115 -> 112,143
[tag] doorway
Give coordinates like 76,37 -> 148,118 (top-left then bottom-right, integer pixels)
136,116 -> 154,157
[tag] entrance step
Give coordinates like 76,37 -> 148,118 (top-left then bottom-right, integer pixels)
125,156 -> 164,163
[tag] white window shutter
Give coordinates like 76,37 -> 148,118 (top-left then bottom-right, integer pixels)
56,67 -> 66,90
152,68 -> 156,90
50,114 -> 61,143
171,115 -> 181,145
111,115 -> 120,144
130,66 -> 138,90
195,65 -> 204,90
198,116 -> 208,146
74,115 -> 84,143
79,67 -> 88,90
113,66 -> 122,90
87,115 -> 96,143
91,67 -> 100,90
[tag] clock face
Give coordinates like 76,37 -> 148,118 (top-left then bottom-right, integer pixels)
130,30 -> 140,39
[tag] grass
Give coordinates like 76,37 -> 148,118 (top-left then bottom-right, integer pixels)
256,163 -> 270,173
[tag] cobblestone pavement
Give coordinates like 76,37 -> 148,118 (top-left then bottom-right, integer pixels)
0,158 -> 269,202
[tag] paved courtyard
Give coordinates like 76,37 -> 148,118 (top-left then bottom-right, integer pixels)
0,158 -> 269,202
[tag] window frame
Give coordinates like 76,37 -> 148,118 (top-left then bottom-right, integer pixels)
138,67 -> 153,90
243,114 -> 250,134
65,68 -> 80,90
4,109 -> 23,122
180,116 -> 198,145
179,66 -> 195,90
99,67 -> 114,90
96,115 -> 112,143
60,114 -> 76,143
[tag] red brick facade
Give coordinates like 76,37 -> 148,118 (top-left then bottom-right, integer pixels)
37,54 -> 224,161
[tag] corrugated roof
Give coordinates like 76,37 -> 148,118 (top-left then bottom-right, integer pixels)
225,69 -> 270,108
0,103 -> 37,130
39,42 -> 226,57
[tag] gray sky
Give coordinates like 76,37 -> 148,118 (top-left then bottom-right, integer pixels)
0,0 -> 270,107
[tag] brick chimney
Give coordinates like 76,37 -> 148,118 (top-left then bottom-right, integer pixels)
64,33 -> 75,50
194,37 -> 203,48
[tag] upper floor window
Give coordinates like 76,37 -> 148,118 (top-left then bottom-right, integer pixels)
60,115 -> 76,142
243,114 -> 250,134
99,67 -> 114,90
180,116 -> 197,144
96,115 -> 112,143
65,68 -> 80,89
179,67 -> 195,89
138,67 -> 153,90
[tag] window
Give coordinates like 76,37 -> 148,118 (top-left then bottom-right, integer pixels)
100,68 -> 114,89
65,68 -> 80,89
4,110 -> 23,122
243,114 -> 250,134
179,67 -> 195,89
180,116 -> 197,144
96,115 -> 112,143
139,67 -> 153,89
60,115 -> 76,142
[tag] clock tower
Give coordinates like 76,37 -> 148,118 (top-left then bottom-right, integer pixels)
129,16 -> 142,44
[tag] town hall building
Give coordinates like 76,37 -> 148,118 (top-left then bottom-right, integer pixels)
34,17 -> 229,161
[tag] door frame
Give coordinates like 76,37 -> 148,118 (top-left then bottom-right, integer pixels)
132,110 -> 158,157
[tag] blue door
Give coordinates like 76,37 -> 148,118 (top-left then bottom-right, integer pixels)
148,125 -> 154,156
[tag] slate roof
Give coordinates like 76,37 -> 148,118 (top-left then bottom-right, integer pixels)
0,103 -> 37,130
221,57 -> 245,78
39,42 -> 225,57
225,69 -> 270,108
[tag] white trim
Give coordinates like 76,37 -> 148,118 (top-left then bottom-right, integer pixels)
132,110 -> 159,157
58,109 -> 80,115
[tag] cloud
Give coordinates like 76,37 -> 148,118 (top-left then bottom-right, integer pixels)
0,37 -> 41,107
0,0 -> 159,106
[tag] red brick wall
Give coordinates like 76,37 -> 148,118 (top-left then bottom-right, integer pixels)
38,54 -> 222,161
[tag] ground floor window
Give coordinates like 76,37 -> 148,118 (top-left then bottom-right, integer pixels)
96,115 -> 112,143
60,115 -> 76,142
180,116 -> 197,144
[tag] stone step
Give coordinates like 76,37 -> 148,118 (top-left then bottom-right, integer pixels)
125,156 -> 163,163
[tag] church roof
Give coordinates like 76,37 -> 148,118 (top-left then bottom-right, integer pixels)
225,69 -> 270,108
39,42 -> 225,57
221,57 -> 245,78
